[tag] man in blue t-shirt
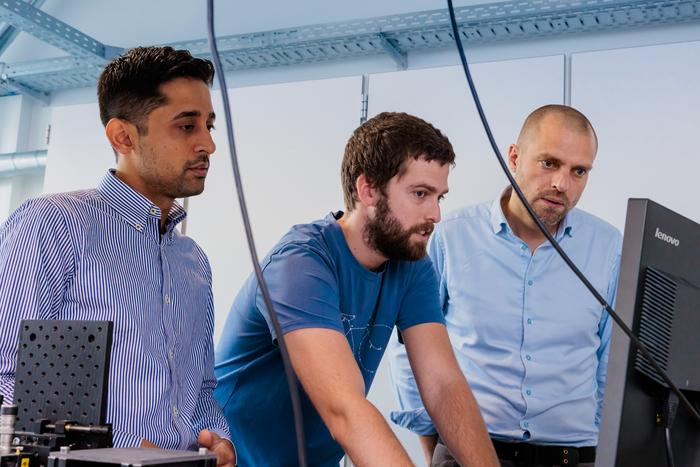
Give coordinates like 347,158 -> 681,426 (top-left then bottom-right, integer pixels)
215,112 -> 498,466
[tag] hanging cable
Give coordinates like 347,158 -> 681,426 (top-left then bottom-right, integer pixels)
205,1 -> 308,466
445,0 -> 700,424
662,391 -> 679,467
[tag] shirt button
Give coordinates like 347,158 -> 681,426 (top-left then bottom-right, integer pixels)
168,350 -> 174,360
134,223 -> 143,232
527,280 -> 533,286
526,354 -> 532,361
164,294 -> 171,305
527,318 -> 533,325
524,421 -> 529,428
149,208 -> 158,216
526,389 -> 532,396
173,406 -> 178,417
520,244 -> 527,250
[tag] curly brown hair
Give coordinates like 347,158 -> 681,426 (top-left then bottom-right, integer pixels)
341,112 -> 455,210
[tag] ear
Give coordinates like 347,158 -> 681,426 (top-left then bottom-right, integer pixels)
355,174 -> 381,208
507,144 -> 519,173
105,118 -> 139,158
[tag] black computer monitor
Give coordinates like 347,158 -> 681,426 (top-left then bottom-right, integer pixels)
597,199 -> 700,466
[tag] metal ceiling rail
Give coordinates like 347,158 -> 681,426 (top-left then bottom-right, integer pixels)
0,0 -> 46,57
0,0 -> 121,62
0,0 -> 699,99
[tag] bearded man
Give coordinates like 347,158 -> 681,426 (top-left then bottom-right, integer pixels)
389,105 -> 622,467
214,112 -> 498,467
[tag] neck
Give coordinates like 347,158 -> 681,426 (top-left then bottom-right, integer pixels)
503,191 -> 558,250
113,169 -> 173,232
336,209 -> 387,271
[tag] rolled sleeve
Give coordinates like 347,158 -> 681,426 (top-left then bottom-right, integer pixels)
387,333 -> 437,435
390,407 -> 437,436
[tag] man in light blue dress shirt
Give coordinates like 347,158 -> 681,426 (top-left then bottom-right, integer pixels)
389,105 -> 621,467
0,47 -> 234,466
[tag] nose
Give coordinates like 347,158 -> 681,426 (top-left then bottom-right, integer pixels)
427,198 -> 441,224
196,128 -> 216,156
551,171 -> 570,193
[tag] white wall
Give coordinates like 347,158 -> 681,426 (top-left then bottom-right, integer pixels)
0,95 -> 50,222
42,102 -> 113,194
571,41 -> 700,230
0,96 -> 24,154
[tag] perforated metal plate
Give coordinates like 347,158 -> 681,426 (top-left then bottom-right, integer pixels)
13,320 -> 113,432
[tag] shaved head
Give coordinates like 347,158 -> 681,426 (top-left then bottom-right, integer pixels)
517,105 -> 597,153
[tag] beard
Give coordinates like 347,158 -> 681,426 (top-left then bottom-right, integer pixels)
532,190 -> 571,226
364,194 -> 434,262
139,140 -> 209,199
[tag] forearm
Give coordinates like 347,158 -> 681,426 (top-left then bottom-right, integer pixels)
419,434 -> 438,466
426,379 -> 497,467
327,396 -> 413,467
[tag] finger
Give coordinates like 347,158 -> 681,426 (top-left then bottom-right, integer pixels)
198,428 -> 216,447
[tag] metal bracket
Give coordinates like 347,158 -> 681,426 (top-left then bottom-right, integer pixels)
377,32 -> 408,70
0,73 -> 49,104
0,0 -> 46,56
0,0 -> 122,63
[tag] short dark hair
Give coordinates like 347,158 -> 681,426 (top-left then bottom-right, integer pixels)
341,112 -> 455,210
97,46 -> 214,133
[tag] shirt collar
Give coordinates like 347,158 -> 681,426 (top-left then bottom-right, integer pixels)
97,170 -> 187,233
490,187 -> 574,240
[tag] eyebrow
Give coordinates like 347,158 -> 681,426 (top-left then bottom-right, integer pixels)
409,183 -> 449,196
172,111 -> 216,121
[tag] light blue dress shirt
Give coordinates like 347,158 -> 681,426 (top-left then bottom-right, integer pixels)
389,196 -> 621,447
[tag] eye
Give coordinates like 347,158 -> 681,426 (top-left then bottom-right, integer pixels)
574,167 -> 588,177
540,159 -> 555,169
414,190 -> 426,199
180,124 -> 195,132
438,194 -> 446,203
207,124 -> 216,132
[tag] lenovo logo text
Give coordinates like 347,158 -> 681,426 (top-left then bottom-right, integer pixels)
655,227 -> 680,247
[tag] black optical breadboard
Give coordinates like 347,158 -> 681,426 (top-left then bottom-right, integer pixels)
13,320 -> 113,432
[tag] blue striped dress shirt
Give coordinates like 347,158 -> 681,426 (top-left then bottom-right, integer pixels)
0,170 -> 230,449
389,196 -> 621,447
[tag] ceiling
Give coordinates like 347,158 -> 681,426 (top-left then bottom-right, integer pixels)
1,0 -> 699,102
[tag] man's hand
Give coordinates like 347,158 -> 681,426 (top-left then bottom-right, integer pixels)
140,439 -> 159,448
198,429 -> 236,467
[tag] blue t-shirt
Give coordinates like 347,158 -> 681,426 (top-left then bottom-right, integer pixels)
215,212 -> 444,466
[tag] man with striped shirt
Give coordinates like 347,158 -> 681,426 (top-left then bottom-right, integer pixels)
0,47 -> 234,466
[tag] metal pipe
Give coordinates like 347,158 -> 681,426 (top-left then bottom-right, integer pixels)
0,149 -> 47,177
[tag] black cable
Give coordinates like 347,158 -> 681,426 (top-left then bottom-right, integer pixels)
205,2 -> 308,466
445,0 -> 700,425
662,392 -> 679,467
665,427 -> 675,467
